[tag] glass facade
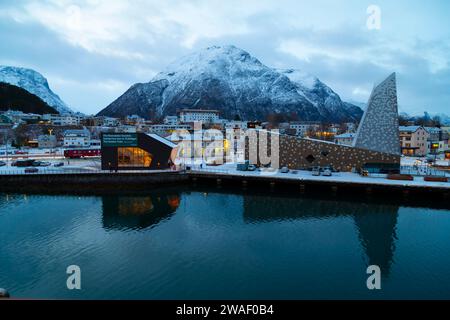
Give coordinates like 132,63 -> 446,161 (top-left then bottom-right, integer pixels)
118,147 -> 152,168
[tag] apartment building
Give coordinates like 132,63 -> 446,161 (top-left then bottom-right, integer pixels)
399,126 -> 429,156
178,109 -> 220,123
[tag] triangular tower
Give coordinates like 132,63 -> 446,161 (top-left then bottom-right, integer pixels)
353,73 -> 400,155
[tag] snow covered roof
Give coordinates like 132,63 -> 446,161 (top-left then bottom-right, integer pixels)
335,133 -> 355,139
147,133 -> 177,148
399,126 -> 422,132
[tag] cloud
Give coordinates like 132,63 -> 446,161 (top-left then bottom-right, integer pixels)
0,0 -> 449,116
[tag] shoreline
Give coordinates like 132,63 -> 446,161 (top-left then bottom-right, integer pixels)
0,169 -> 448,204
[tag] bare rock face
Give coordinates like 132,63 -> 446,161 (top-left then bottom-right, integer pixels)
98,45 -> 363,122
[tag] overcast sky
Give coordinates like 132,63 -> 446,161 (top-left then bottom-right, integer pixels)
1,0 -> 449,115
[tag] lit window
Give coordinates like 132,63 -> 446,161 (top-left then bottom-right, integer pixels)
118,147 -> 153,167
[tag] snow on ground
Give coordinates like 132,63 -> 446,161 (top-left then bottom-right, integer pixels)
190,162 -> 450,189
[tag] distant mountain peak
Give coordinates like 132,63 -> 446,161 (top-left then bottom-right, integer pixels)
98,45 -> 363,122
0,65 -> 71,114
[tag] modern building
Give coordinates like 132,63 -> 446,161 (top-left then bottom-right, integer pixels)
63,128 -> 91,148
353,73 -> 400,155
178,109 -> 220,123
334,133 -> 355,146
101,133 -> 178,170
246,73 -> 401,173
399,126 -> 429,156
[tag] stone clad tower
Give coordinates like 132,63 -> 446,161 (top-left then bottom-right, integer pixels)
353,73 -> 400,155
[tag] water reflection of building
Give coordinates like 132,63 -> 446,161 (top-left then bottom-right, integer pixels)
101,193 -> 181,230
243,194 -> 399,275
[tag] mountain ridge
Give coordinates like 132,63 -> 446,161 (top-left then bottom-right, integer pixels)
98,45 -> 363,122
0,65 -> 71,114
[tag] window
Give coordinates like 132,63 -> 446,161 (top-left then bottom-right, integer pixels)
118,147 -> 152,167
306,154 -> 316,163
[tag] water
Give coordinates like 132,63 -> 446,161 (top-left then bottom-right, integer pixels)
1,188 -> 450,299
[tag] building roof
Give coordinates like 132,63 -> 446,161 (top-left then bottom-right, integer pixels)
424,127 -> 441,133
399,126 -> 422,133
147,133 -> 177,148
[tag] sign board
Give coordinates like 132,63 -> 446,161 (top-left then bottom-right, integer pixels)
102,133 -> 138,147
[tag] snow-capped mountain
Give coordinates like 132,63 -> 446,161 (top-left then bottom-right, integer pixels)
0,66 -> 71,114
98,45 -> 362,122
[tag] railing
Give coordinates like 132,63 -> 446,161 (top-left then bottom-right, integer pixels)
400,165 -> 450,177
0,167 -> 181,175
188,166 -> 231,174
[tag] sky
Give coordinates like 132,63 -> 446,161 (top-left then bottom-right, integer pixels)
0,0 -> 449,116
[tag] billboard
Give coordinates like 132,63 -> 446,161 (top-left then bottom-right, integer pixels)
102,133 -> 138,147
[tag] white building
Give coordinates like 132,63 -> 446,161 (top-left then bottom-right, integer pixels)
148,124 -> 192,136
334,133 -> 355,146
3,110 -> 41,123
63,129 -> 91,148
225,121 -> 248,130
115,125 -> 137,133
289,122 -> 321,137
345,122 -> 357,133
43,114 -> 80,126
164,116 -> 179,125
38,135 -> 57,148
178,109 -> 220,123
102,117 -> 120,127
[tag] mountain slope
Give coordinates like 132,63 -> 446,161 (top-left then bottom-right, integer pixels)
0,66 -> 71,114
0,82 -> 58,114
98,45 -> 362,122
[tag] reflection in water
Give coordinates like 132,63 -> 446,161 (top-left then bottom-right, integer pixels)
243,194 -> 399,275
101,192 -> 181,230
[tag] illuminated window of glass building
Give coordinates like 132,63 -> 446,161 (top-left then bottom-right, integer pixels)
118,147 -> 152,167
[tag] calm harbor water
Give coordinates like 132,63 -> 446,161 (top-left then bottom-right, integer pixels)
1,188 -> 450,299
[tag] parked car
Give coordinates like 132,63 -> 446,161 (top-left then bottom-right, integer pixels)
312,166 -> 321,176
12,159 -> 36,167
32,161 -> 42,167
322,167 -> 332,176
25,167 -> 39,173
237,160 -> 250,171
280,167 -> 289,173
54,162 -> 64,167
0,161 -> 6,167
291,170 -> 298,174
39,162 -> 51,167
247,164 -> 257,171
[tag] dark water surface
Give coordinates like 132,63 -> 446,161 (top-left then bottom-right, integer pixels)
1,188 -> 449,299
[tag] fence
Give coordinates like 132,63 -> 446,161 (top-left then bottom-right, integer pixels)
400,165 -> 450,177
0,167 -> 181,175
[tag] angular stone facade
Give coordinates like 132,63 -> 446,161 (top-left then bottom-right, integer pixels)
353,73 -> 400,155
246,131 -> 400,172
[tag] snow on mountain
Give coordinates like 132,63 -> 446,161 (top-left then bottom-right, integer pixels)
98,45 -> 362,122
0,66 -> 71,114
